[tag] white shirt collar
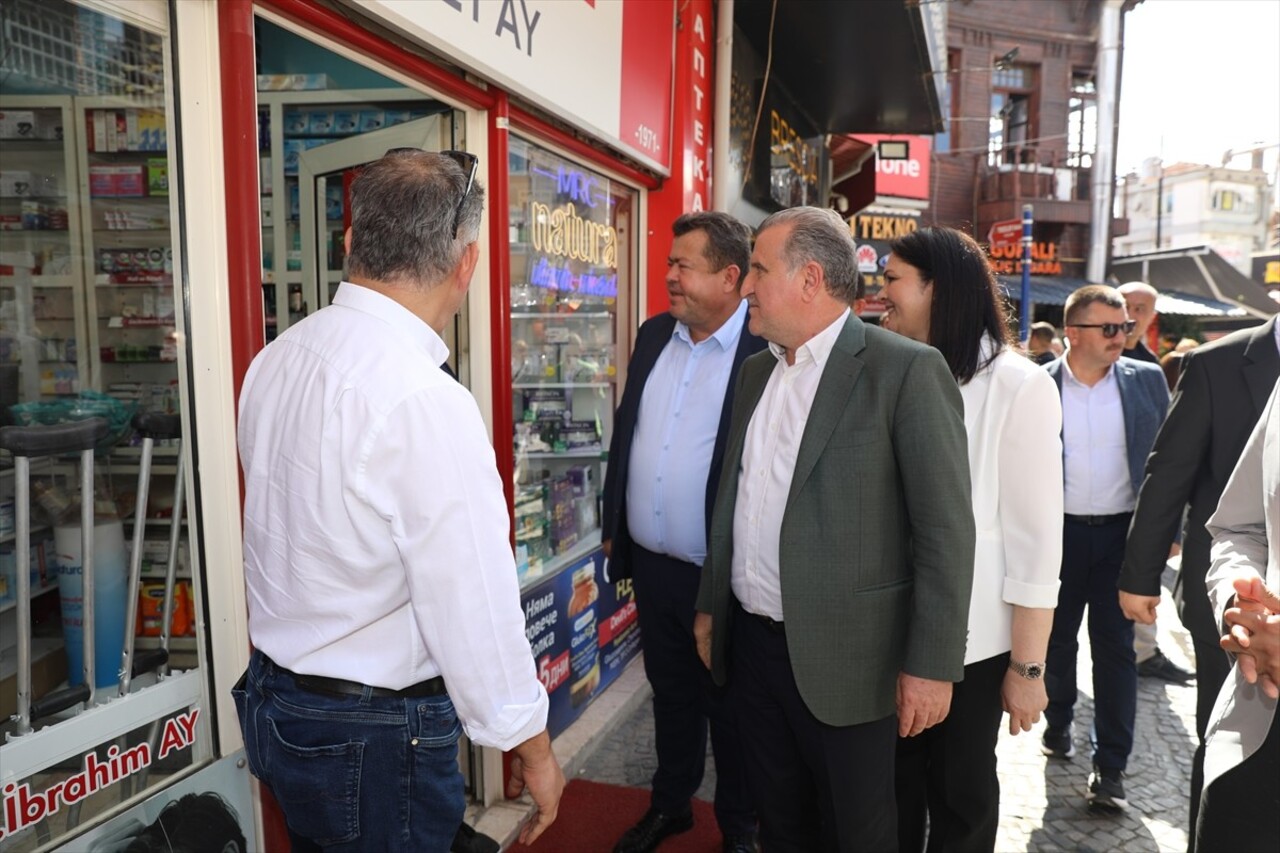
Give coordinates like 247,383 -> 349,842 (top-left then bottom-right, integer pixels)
332,281 -> 450,366
1061,353 -> 1116,388
767,308 -> 851,368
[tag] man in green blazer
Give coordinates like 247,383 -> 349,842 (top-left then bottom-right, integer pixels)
694,207 -> 975,852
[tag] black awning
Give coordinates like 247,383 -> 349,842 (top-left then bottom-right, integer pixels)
1112,248 -> 1279,318
734,0 -> 944,134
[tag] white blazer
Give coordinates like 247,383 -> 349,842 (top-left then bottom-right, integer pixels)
1203,378 -> 1280,790
959,339 -> 1064,664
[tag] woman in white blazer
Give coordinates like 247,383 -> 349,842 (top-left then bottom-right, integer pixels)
881,227 -> 1064,852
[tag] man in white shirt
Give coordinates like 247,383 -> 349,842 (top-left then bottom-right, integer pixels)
236,149 -> 563,851
602,212 -> 764,853
1043,285 -> 1170,814
693,207 -> 976,852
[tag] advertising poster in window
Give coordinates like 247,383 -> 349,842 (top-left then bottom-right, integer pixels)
522,550 -> 641,738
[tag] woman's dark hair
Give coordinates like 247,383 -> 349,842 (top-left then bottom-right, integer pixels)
889,227 -> 1015,384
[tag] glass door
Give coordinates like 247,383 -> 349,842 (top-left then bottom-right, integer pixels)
295,116 -> 472,375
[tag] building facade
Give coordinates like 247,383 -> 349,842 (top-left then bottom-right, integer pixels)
927,0 -> 1139,283
1115,157 -> 1276,275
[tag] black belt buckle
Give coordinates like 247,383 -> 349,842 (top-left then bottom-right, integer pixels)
752,612 -> 786,635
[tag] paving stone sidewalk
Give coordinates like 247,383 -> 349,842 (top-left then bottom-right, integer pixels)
579,571 -> 1200,852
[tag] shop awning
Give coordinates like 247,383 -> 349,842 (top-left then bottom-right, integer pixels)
1112,247 -> 1279,319
997,276 -> 1091,307
733,0 -> 945,134
996,275 -> 1246,317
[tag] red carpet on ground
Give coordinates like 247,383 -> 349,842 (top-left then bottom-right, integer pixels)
507,780 -> 722,853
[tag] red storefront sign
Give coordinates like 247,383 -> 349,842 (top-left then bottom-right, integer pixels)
850,134 -> 932,201
646,0 -> 714,315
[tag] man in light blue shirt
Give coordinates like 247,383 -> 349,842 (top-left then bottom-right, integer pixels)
602,212 -> 765,853
1043,285 -> 1170,815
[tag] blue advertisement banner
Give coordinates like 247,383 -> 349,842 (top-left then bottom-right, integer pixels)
522,548 -> 641,738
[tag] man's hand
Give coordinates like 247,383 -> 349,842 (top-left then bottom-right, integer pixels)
896,674 -> 953,737
1001,669 -> 1048,735
1220,575 -> 1280,699
1119,590 -> 1160,625
507,731 -> 566,845
694,612 -> 712,670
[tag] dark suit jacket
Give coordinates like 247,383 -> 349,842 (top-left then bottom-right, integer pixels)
1045,356 -> 1170,497
601,310 -> 766,580
1120,317 -> 1279,645
695,317 -> 976,727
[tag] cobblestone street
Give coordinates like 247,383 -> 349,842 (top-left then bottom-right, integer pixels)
580,572 -> 1200,852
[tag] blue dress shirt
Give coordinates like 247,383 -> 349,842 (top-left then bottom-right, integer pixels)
625,300 -> 748,565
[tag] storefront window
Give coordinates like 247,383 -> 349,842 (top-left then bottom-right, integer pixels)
508,136 -> 634,590
1,1 -> 213,848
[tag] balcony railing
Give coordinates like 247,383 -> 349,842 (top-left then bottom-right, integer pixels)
979,147 -> 1094,225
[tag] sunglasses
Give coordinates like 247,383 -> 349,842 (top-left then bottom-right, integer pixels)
384,148 -> 478,239
1068,320 -> 1136,338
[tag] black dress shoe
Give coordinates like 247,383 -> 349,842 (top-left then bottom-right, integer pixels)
451,821 -> 500,853
612,807 -> 694,853
1137,649 -> 1194,684
722,831 -> 760,853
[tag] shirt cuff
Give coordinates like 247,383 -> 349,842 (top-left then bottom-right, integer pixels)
1002,576 -> 1061,609
459,689 -> 550,752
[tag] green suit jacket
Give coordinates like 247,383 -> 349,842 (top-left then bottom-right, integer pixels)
695,316 -> 976,727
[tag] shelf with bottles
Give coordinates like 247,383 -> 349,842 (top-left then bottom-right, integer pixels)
514,469 -> 601,589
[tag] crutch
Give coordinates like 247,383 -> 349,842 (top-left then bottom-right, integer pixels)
118,413 -> 184,795
119,412 -> 183,695
0,417 -> 108,737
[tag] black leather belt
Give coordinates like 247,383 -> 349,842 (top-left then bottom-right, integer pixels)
1065,512 -> 1132,527
266,654 -> 446,699
748,611 -> 786,635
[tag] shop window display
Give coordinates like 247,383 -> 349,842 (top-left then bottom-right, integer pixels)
1,2 -> 209,848
508,136 -> 634,588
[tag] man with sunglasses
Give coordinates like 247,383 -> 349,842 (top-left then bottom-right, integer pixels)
237,149 -> 564,851
1041,285 -> 1170,814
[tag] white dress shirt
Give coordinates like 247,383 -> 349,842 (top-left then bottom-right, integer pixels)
627,301 -> 746,564
960,339 -> 1064,663
731,309 -> 850,621
238,282 -> 548,751
1061,358 -> 1135,515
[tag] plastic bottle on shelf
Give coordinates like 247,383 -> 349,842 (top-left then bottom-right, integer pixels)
42,474 -> 129,690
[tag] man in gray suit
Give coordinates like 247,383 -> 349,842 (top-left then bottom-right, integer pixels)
1042,285 -> 1170,813
1199,378 -> 1280,849
1119,315 -> 1278,847
693,207 -> 975,852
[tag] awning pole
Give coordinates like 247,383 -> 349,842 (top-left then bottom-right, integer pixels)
1020,203 -> 1034,342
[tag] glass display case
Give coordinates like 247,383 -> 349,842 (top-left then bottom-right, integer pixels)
508,136 -> 635,590
1,4 -> 212,848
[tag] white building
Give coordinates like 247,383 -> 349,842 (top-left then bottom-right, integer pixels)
1114,157 -> 1275,275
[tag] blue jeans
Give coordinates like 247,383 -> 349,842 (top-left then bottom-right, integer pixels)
232,650 -> 464,852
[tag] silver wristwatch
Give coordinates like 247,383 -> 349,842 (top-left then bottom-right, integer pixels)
1009,659 -> 1045,680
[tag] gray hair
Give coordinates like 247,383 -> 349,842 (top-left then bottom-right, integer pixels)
758,206 -> 859,302
347,151 -> 485,288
